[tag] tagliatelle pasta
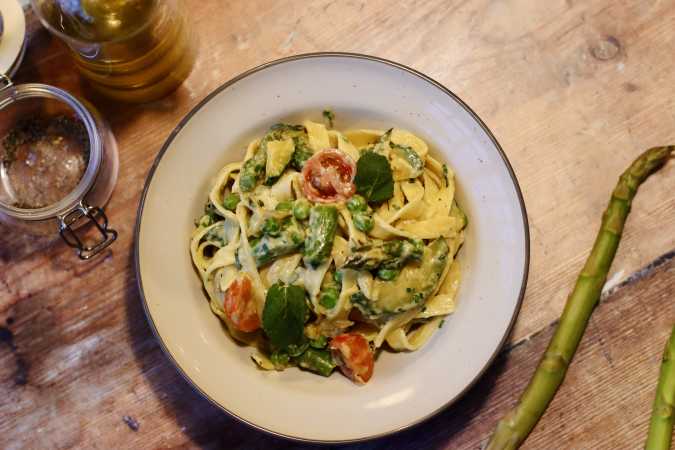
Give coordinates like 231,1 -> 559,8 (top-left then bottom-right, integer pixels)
190,113 -> 467,384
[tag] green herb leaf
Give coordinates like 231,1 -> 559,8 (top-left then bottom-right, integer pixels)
354,151 -> 394,203
262,283 -> 307,350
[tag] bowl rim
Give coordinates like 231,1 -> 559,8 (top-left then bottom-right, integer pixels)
133,51 -> 530,444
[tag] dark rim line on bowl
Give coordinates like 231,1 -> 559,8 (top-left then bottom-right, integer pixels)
133,52 -> 531,444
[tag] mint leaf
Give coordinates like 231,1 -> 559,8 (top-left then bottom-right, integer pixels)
262,283 -> 307,350
354,151 -> 394,203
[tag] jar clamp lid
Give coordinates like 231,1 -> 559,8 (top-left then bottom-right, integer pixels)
0,74 -> 117,259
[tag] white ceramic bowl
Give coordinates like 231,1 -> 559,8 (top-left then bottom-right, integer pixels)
135,53 -> 529,443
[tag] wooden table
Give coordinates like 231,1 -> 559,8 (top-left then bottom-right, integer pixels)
1,2 -> 674,448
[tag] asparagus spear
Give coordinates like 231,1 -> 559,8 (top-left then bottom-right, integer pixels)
351,238 -> 449,318
303,205 -> 338,268
341,238 -> 423,271
240,124 -> 308,191
645,325 -> 675,450
295,348 -> 336,376
251,217 -> 305,267
487,146 -> 674,450
239,147 -> 267,192
390,143 -> 424,178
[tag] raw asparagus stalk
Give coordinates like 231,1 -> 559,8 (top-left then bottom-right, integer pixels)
645,325 -> 675,450
487,146 -> 674,450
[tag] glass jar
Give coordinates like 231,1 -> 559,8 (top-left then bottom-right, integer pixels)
31,0 -> 196,103
0,77 -> 119,259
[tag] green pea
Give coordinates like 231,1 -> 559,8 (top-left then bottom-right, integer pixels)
262,218 -> 281,236
353,213 -> 374,233
275,201 -> 293,211
293,199 -> 311,220
333,270 -> 343,285
319,287 -> 339,309
223,193 -> 240,211
347,194 -> 367,213
377,267 -> 400,281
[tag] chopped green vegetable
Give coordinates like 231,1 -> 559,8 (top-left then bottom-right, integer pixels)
262,283 -> 307,350
333,270 -> 343,285
196,215 -> 212,227
351,238 -> 449,319
290,136 -> 314,170
309,336 -> 328,349
354,151 -> 394,203
439,319 -> 445,329
287,341 -> 310,357
304,205 -> 338,268
390,143 -> 424,178
223,193 -> 240,211
442,164 -> 449,187
342,238 -> 423,271
292,198 -> 311,220
241,124 -> 308,191
239,146 -> 267,192
322,109 -> 335,128
265,138 -> 295,185
203,224 -> 227,246
376,268 -> 399,281
275,201 -> 293,211
234,248 -> 242,269
203,202 -> 220,223
371,129 -> 392,154
270,350 -> 290,369
295,348 -> 336,377
252,218 -> 305,266
450,200 -> 468,228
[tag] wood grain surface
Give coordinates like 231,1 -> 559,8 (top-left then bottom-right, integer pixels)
1,1 -> 674,449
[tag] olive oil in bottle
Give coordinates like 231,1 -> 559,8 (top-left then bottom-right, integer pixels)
32,0 -> 196,103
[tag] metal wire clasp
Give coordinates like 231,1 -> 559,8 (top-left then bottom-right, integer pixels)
0,73 -> 13,91
58,201 -> 118,260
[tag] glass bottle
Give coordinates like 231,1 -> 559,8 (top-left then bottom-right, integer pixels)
31,0 -> 196,103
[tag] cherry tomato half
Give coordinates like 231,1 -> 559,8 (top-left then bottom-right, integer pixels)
302,149 -> 356,203
224,275 -> 260,332
329,332 -> 374,384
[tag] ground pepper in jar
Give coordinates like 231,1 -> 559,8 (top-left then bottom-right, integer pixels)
0,115 -> 89,209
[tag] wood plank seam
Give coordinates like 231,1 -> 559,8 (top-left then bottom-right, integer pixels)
503,248 -> 675,356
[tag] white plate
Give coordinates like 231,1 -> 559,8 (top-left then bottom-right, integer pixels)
135,53 -> 529,443
0,0 -> 26,77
